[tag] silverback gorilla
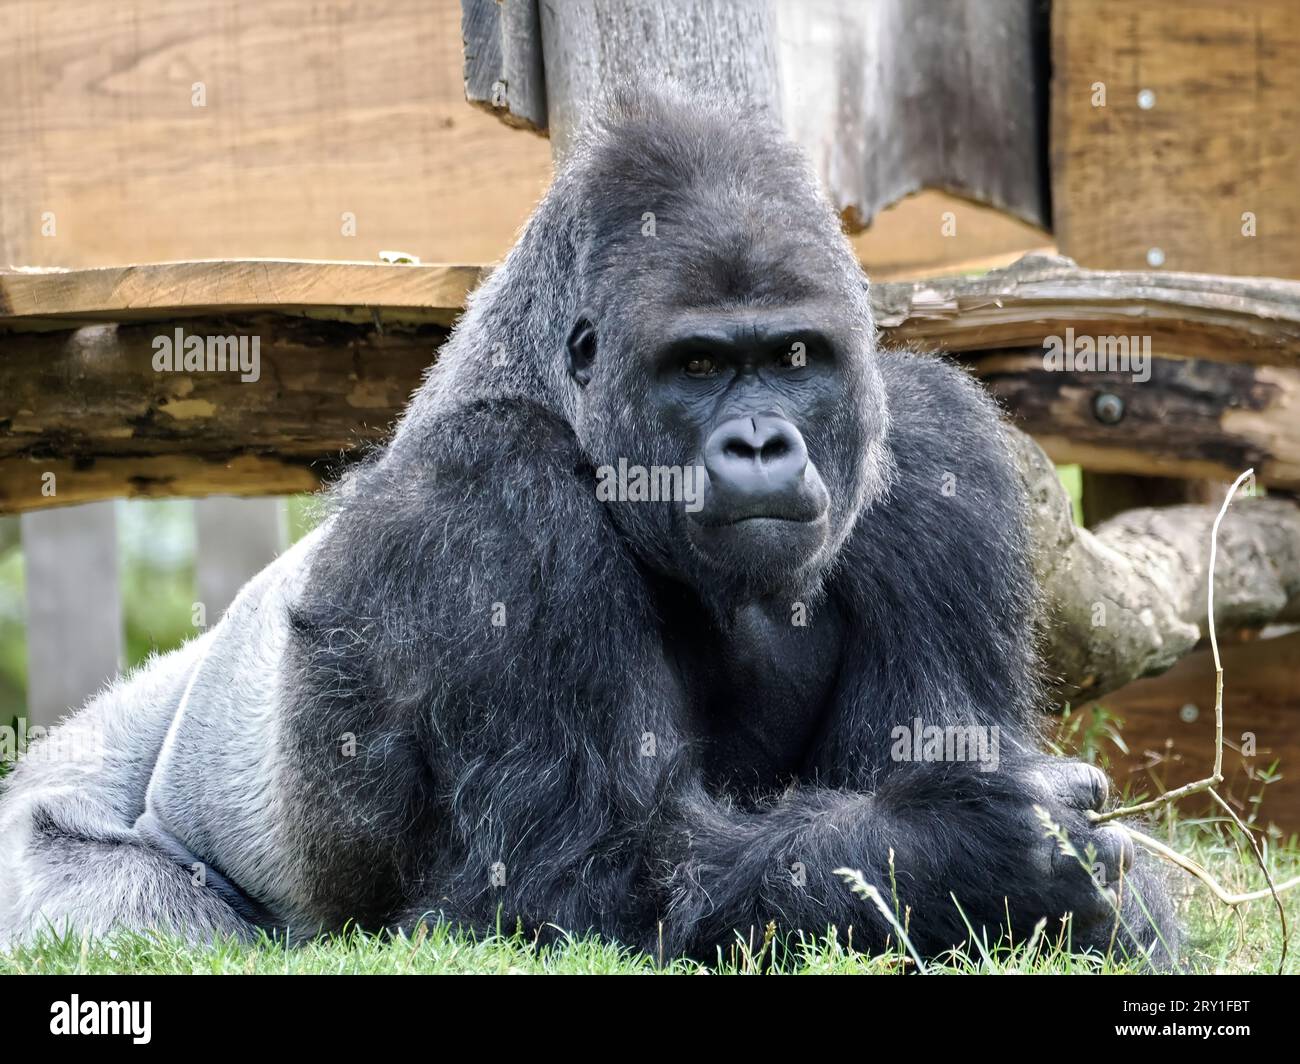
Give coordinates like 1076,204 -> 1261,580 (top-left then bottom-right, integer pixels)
0,89 -> 1178,967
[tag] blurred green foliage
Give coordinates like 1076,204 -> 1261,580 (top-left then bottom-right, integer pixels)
1055,463 -> 1085,526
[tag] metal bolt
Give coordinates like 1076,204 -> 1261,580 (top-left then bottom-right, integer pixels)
1093,392 -> 1125,425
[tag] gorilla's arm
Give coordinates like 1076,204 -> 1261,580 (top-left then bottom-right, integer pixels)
289,398 -> 689,937
654,760 -> 1125,959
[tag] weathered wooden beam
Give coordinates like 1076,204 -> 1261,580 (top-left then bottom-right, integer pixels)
874,255 -> 1300,368
0,315 -> 443,512
466,0 -> 1050,231
4,255 -> 1300,512
6,254 -> 1297,355
0,260 -> 483,332
461,0 -> 548,132
972,351 -> 1300,490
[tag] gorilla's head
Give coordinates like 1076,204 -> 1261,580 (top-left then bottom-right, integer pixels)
563,92 -> 892,604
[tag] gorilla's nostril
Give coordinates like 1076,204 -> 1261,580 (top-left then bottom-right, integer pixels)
704,414 -> 810,508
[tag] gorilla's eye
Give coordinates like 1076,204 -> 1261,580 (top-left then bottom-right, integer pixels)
683,357 -> 718,378
777,343 -> 810,369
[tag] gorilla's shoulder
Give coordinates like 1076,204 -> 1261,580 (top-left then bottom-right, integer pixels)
852,347 -> 1029,580
301,395 -> 618,623
398,396 -> 584,472
875,347 -> 1018,485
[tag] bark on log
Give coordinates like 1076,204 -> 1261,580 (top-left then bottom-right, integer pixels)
4,255 -> 1300,511
0,315 -> 442,512
874,254 -> 1300,368
465,0 -> 1050,230
972,351 -> 1300,490
1012,426 -> 1300,704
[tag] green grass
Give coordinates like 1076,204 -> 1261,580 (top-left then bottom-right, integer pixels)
4,818 -> 1297,975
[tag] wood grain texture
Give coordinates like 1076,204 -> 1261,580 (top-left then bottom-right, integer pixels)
0,261 -> 485,330
462,0 -> 547,131
0,0 -> 1047,281
7,252 -> 1298,357
525,0 -> 1048,229
0,0 -> 554,269
874,255 -> 1300,368
1052,0 -> 1300,277
468,0 -> 1049,229
4,253 -> 1300,511
974,352 -> 1300,490
0,314 -> 444,511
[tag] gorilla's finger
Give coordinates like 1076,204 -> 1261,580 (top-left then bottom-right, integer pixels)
1050,822 -> 1133,889
1053,762 -> 1108,812
1096,824 -> 1136,877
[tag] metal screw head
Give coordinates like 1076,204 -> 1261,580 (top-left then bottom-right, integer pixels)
1093,392 -> 1125,424
1179,703 -> 1199,723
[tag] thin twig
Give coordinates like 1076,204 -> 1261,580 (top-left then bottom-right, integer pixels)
1123,825 -> 1300,905
1207,789 -> 1287,971
1083,468 -> 1299,966
1091,468 -> 1254,825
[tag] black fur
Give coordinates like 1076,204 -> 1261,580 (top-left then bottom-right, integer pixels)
284,88 -> 1179,966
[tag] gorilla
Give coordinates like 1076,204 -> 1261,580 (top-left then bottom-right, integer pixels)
0,88 -> 1178,967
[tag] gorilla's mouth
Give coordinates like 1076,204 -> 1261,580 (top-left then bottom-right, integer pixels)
685,497 -> 831,571
689,501 -> 826,529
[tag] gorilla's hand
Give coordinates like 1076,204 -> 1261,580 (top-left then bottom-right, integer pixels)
1020,760 -> 1135,929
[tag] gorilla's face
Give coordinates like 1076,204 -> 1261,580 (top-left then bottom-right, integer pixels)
570,280 -> 887,603
565,139 -> 889,604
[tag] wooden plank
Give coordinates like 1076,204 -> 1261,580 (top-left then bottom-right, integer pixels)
19,502 -> 122,726
5,254 -> 1299,362
973,353 -> 1300,489
462,0 -> 547,132
0,0 -> 555,271
1052,0 -> 1300,278
1,455 -> 322,514
0,0 -> 1040,287
872,255 -> 1300,368
0,315 -> 439,512
0,261 -> 484,331
480,0 -> 1050,230
1079,632 -> 1300,834
4,255 -> 1300,511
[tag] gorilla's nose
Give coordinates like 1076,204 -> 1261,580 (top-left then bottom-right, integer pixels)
704,414 -> 808,503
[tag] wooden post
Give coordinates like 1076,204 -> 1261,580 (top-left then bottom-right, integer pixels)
195,497 -> 288,624
466,0 -> 1050,231
20,502 -> 123,727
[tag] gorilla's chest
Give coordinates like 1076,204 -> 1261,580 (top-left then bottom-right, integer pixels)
663,597 -> 845,798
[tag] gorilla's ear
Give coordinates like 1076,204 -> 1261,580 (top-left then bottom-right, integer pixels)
566,317 -> 597,387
